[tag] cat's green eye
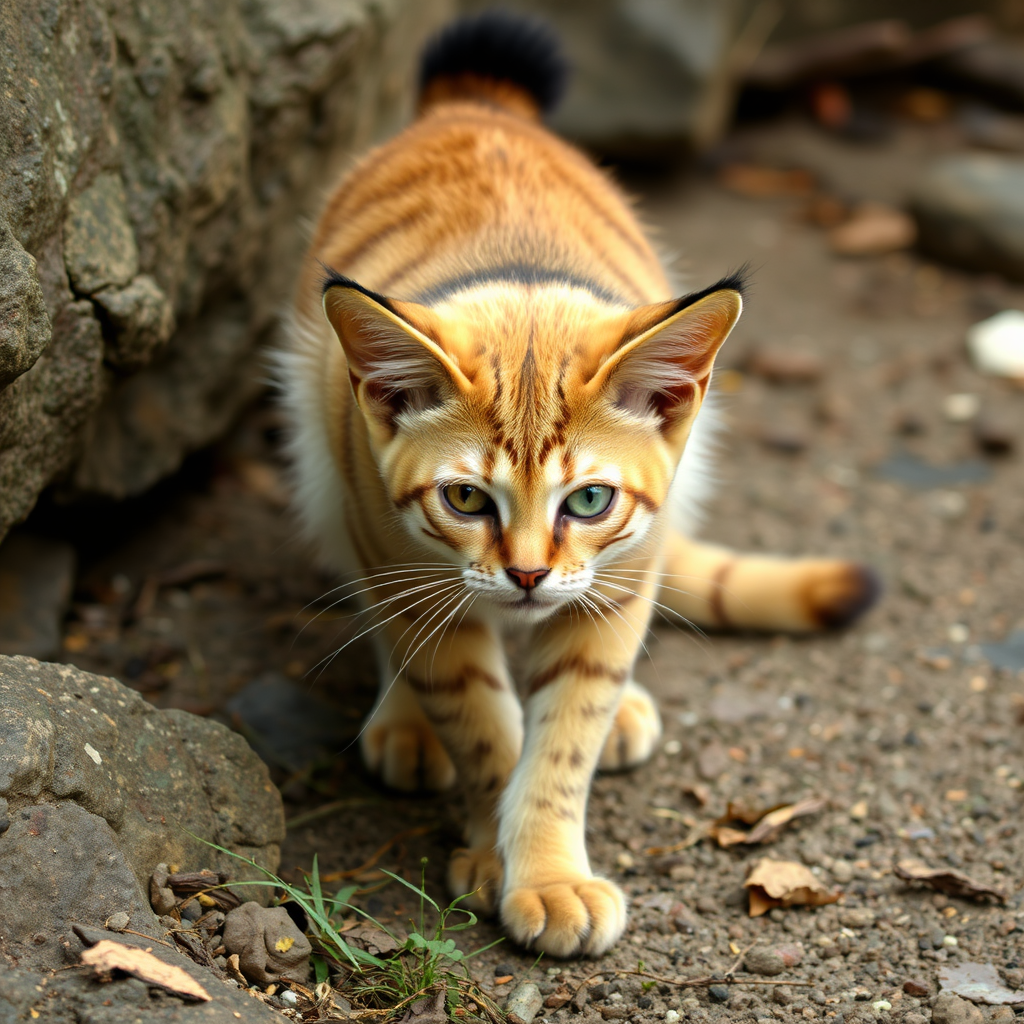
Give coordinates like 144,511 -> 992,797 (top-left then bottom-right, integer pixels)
564,484 -> 615,518
444,483 -> 492,515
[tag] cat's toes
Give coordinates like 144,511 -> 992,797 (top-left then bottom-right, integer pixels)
599,681 -> 662,771
361,722 -> 456,792
449,846 -> 503,914
501,876 -> 626,958
802,562 -> 881,630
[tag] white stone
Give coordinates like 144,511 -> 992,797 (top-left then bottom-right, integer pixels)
84,743 -> 102,765
967,309 -> 1024,378
942,393 -> 980,422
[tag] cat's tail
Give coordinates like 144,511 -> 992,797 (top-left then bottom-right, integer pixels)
418,10 -> 568,121
656,533 -> 882,634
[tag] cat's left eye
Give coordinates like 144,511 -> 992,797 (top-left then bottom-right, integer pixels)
564,485 -> 615,518
443,483 -> 494,515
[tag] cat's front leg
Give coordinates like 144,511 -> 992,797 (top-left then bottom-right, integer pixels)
381,616 -> 524,913
497,582 -> 655,957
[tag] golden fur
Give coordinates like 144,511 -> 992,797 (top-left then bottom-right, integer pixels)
280,35 -> 877,957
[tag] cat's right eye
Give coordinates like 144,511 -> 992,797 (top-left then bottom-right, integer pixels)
443,483 -> 494,516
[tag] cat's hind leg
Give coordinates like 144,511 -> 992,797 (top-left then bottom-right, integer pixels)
598,679 -> 662,771
360,674 -> 456,792
656,532 -> 880,633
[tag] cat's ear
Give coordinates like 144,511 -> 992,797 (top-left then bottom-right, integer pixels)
590,284 -> 743,434
322,273 -> 469,422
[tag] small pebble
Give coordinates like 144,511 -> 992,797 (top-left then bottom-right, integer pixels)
831,859 -> 855,884
758,425 -> 809,454
506,981 -> 544,1024
664,1012 -> 680,1023
746,346 -> 824,385
973,416 -> 1016,455
966,309 -> 1024,378
873,1000 -> 892,1012
943,393 -> 980,422
638,995 -> 654,1009
105,912 -> 130,932
708,985 -> 731,1004
903,978 -> 930,996
495,962 -> 515,977
695,895 -> 718,915
280,990 -> 298,1007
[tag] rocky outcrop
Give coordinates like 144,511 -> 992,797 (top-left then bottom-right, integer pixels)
0,656 -> 285,970
912,155 -> 1024,281
0,0 -> 453,542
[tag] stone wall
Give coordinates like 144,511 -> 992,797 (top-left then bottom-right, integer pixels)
0,0 -> 453,543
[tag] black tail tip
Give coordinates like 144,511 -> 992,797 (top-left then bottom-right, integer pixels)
419,9 -> 569,115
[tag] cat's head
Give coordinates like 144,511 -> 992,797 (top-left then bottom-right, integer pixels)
322,273 -> 742,622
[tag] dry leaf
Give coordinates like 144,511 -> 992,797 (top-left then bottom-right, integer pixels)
81,940 -> 211,1001
894,858 -> 1007,903
744,858 -> 841,917
710,797 -> 826,847
744,798 -> 827,844
939,961 -> 1024,1005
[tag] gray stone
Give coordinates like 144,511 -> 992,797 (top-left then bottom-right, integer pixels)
0,532 -> 76,659
0,924 -> 286,1022
0,213 -> 51,391
912,156 -> 1024,282
94,274 -> 176,369
224,671 -> 352,772
933,991 -> 984,1024
0,656 -> 285,969
0,0 -> 453,540
64,173 -> 140,295
0,802 -> 157,970
222,902 -> 312,984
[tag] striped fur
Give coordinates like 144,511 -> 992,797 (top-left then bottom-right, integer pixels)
279,18 -> 879,958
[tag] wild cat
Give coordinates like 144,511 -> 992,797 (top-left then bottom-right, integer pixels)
279,13 -> 879,957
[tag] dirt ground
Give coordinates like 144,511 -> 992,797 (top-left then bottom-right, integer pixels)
48,112 -> 1024,1022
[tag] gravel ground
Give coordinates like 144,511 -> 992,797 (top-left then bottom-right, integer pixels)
52,115 -> 1024,1022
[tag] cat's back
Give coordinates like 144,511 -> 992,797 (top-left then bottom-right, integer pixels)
296,16 -> 669,312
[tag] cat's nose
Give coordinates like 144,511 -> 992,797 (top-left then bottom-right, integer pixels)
506,567 -> 550,590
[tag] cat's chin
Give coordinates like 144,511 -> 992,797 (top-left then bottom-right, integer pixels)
487,595 -> 564,625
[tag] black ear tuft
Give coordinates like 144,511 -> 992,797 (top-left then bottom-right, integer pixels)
319,264 -> 397,314
419,10 -> 569,114
674,264 -> 752,314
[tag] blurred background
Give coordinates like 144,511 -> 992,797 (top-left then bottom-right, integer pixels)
2,0 -> 1023,753
2,2 -> 1023,1014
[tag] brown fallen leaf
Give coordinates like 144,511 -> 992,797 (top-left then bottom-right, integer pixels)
744,858 -> 841,917
717,163 -> 816,198
81,940 -> 211,1001
828,202 -> 916,255
894,858 -> 1007,903
744,798 -> 828,844
710,797 -> 827,847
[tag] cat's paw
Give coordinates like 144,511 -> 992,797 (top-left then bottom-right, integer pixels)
361,722 -> 456,792
448,846 -> 503,914
599,680 -> 662,771
501,876 -> 626,958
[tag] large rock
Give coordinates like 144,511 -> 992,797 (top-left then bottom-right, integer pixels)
0,0 -> 453,542
0,656 -> 285,969
0,925 -> 285,1022
911,155 -> 1024,281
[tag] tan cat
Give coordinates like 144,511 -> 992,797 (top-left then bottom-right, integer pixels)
279,12 -> 878,957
